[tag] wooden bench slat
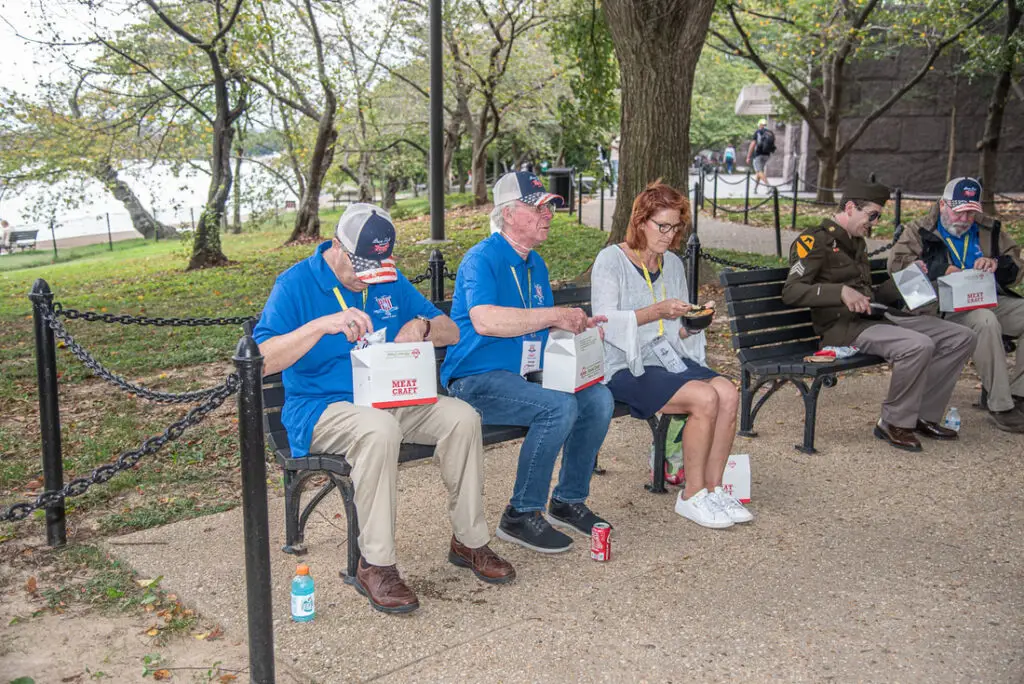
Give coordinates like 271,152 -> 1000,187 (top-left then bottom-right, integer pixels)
727,297 -> 801,317
732,324 -> 819,350
729,310 -> 813,334
725,282 -> 785,302
737,340 -> 820,364
720,267 -> 789,286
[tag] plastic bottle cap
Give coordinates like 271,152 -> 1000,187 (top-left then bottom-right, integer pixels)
296,564 -> 310,575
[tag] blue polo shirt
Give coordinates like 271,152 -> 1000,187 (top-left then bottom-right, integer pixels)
937,219 -> 983,269
252,241 -> 442,457
441,233 -> 553,386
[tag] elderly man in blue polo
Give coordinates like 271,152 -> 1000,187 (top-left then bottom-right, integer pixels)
442,171 -> 614,554
253,203 -> 514,615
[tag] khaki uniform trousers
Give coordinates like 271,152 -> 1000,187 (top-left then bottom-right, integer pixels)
945,298 -> 1024,413
309,396 -> 490,566
853,314 -> 977,428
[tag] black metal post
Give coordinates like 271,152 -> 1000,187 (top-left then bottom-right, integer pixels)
429,250 -> 445,302
692,182 -> 700,238
577,173 -> 583,225
428,0 -> 445,241
743,171 -> 751,225
154,210 -> 159,242
106,213 -> 113,251
893,187 -> 902,229
599,176 -> 605,232
49,215 -> 58,260
234,336 -> 275,684
30,279 -> 65,547
712,168 -> 718,218
699,170 -> 705,210
772,187 -> 782,258
686,232 -> 700,306
791,171 -> 799,231
568,168 -> 575,217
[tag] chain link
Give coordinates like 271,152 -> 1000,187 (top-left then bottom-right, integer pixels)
699,251 -> 770,271
43,307 -> 235,404
56,304 -> 255,328
0,374 -> 239,523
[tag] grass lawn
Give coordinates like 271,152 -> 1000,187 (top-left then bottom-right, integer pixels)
0,195 -> 610,541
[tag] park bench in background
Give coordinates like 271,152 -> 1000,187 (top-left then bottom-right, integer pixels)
720,257 -> 891,454
5,229 -> 39,252
243,290 -> 682,582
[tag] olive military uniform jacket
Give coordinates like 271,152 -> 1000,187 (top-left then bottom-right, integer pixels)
888,204 -> 1023,315
782,219 -> 901,347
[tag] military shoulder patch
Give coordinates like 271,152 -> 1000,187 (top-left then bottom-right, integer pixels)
795,235 -> 815,259
789,261 -> 806,277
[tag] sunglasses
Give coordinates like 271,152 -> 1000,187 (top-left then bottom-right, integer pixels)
862,210 -> 881,222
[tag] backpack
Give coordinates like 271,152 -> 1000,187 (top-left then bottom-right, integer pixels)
757,129 -> 776,155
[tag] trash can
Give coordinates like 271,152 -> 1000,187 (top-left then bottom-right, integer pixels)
544,167 -> 575,211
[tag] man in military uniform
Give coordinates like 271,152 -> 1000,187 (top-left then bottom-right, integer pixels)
889,177 -> 1024,433
782,179 -> 977,451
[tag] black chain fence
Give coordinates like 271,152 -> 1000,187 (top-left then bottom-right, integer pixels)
0,374 -> 238,523
56,305 -> 256,328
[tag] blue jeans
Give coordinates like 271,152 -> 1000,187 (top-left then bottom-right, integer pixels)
448,370 -> 614,512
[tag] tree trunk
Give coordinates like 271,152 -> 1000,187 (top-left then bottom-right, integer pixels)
472,141 -> 488,205
189,116 -> 232,270
603,0 -> 716,243
977,0 -> 1022,214
231,141 -> 243,234
383,176 -> 400,210
816,148 -> 839,206
95,162 -> 175,239
289,111 -> 338,243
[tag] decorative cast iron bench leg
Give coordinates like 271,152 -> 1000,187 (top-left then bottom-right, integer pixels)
644,415 -> 669,494
738,369 -> 756,437
296,479 -> 337,550
796,375 -> 833,454
281,469 -> 309,556
337,477 -> 361,583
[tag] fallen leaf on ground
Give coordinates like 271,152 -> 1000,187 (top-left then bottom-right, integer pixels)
24,576 -> 37,595
219,675 -> 238,682
152,670 -> 172,680
146,626 -> 161,636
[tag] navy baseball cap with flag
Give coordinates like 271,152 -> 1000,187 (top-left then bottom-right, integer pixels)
942,177 -> 983,214
335,203 -> 398,283
493,171 -> 564,208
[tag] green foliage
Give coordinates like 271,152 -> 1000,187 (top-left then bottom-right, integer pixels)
691,47 -> 763,151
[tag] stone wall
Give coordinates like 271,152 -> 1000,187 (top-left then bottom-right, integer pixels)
803,52 -> 1024,194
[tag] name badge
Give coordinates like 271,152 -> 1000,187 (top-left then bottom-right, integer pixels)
520,340 -> 542,376
647,335 -> 687,374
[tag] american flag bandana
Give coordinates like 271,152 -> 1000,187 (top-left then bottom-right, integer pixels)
348,251 -> 398,283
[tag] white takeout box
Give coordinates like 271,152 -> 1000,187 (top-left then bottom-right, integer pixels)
891,263 -> 937,310
351,342 -> 438,409
721,454 -> 751,503
541,327 -> 605,394
937,270 -> 998,312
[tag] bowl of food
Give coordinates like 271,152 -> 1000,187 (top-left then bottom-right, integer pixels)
682,302 -> 715,333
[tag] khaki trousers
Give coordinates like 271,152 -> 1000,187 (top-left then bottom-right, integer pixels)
309,396 -> 490,566
945,298 -> 1024,412
853,315 -> 977,428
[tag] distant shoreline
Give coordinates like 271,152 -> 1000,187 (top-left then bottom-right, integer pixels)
29,230 -> 147,251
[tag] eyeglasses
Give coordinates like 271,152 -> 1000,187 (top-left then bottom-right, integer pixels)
649,219 -> 684,234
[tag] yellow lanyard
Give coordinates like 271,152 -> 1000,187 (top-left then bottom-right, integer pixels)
333,286 -> 368,311
945,233 -> 971,269
633,250 -> 667,337
510,266 -> 533,309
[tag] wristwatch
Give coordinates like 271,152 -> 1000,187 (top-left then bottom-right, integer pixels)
415,315 -> 432,340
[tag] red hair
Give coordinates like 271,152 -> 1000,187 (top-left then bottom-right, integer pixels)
624,180 -> 690,252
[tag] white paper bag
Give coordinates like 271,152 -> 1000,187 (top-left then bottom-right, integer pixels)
721,454 -> 750,503
891,263 -> 937,310
541,327 -> 605,394
937,270 -> 997,312
351,342 -> 438,409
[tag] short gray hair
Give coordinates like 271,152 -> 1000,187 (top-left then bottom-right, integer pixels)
490,201 -> 520,233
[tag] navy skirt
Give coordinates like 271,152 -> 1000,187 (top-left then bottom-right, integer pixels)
607,364 -> 720,419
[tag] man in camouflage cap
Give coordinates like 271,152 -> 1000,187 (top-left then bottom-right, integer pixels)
782,179 -> 976,451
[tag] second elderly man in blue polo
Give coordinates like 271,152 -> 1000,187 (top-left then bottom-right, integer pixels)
442,171 -> 615,554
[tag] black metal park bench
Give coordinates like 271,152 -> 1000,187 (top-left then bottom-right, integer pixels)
244,286 -> 681,583
720,258 -> 891,454
4,229 -> 39,253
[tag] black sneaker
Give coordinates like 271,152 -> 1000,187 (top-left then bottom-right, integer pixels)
496,506 -> 573,554
547,499 -> 611,537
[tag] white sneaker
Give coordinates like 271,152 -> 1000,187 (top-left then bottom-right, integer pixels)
674,488 -> 734,529
710,486 -> 753,523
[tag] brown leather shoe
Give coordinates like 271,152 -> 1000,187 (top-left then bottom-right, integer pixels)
448,537 -> 516,585
353,558 -> 419,614
873,421 -> 922,452
915,420 -> 958,440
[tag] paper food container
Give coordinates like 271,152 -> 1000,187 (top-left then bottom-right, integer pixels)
721,454 -> 750,504
937,270 -> 997,313
891,263 -> 937,310
351,342 -> 438,409
541,327 -> 605,394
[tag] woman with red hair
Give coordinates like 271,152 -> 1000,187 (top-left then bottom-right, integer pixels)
591,181 -> 751,529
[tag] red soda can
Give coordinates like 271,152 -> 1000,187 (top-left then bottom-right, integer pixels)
590,522 -> 611,561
